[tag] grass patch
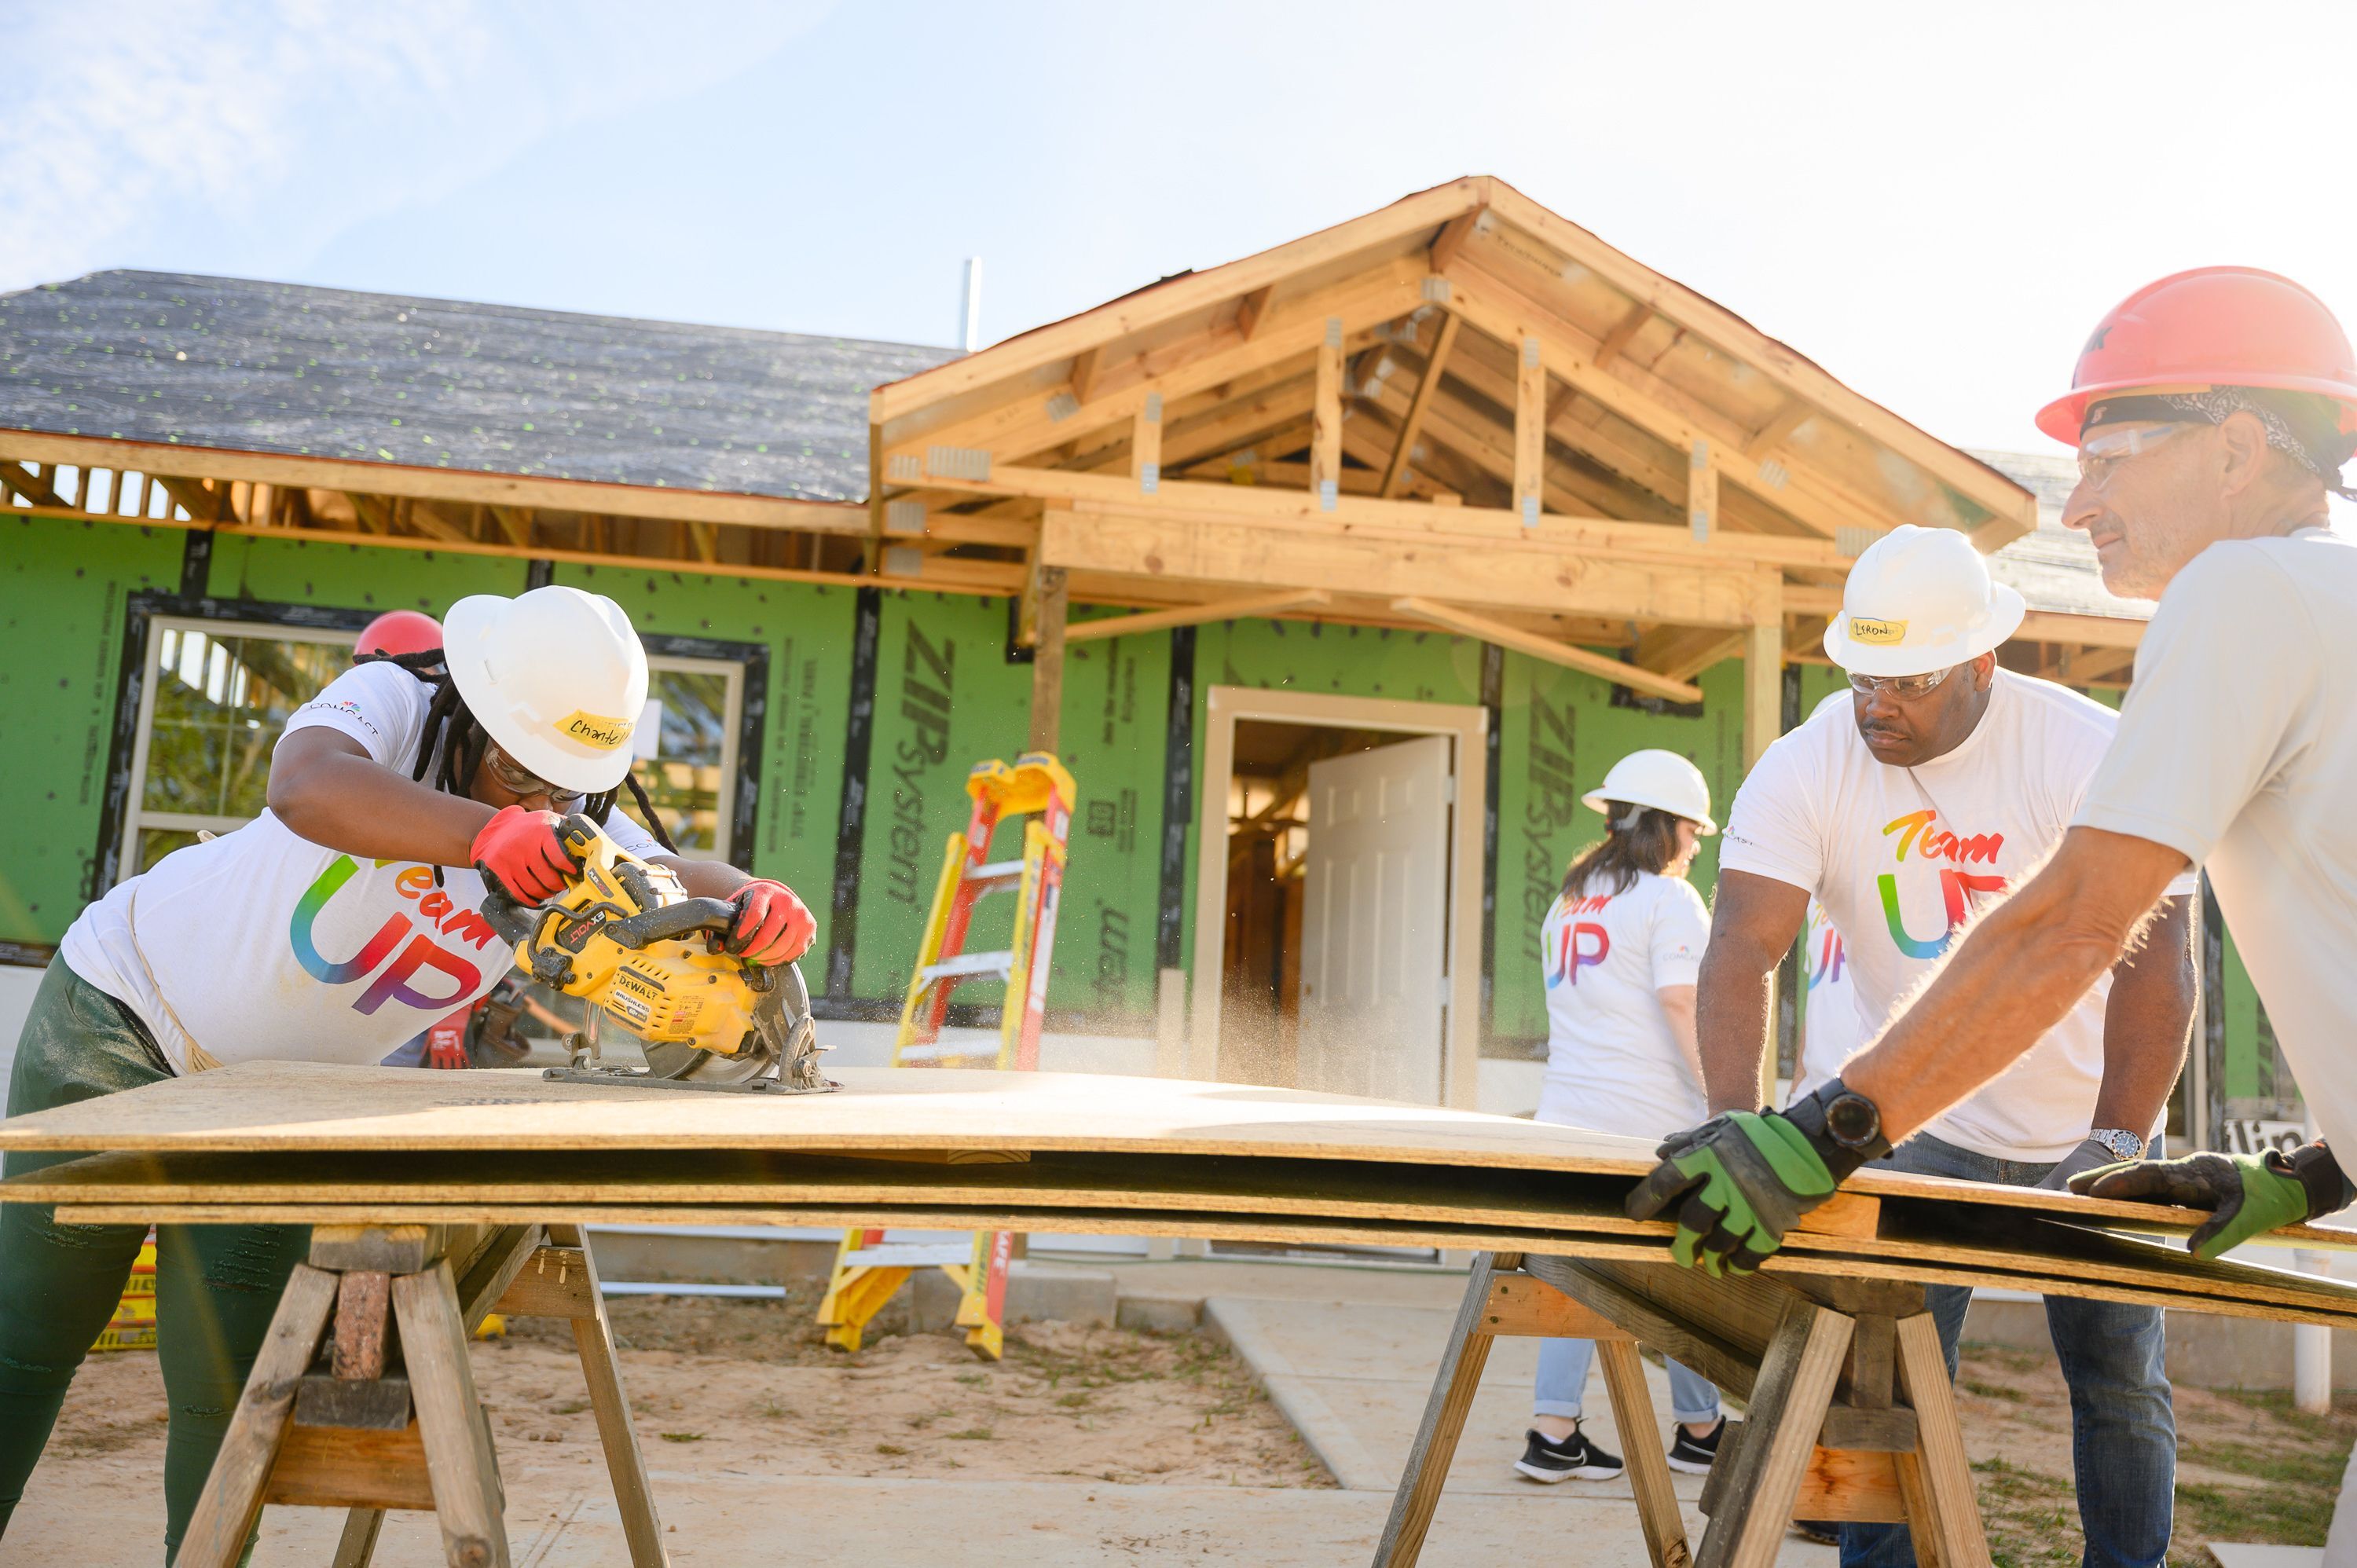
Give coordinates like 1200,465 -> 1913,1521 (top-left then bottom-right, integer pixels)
1959,1378 -> 2025,1403
658,1432 -> 704,1444
875,1442 -> 909,1456
948,1427 -> 994,1441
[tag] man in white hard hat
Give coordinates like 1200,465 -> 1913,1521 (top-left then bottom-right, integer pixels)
1640,525 -> 2200,1568
1631,268 -> 2357,1559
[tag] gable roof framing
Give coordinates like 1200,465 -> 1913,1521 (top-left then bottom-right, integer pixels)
869,176 -> 2039,644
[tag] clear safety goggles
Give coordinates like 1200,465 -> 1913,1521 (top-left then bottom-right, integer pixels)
485,742 -> 585,804
1845,665 -> 1958,702
2076,420 -> 2196,493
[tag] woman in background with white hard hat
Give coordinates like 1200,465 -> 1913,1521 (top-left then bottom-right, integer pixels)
0,585 -> 817,1558
1512,749 -> 1729,1485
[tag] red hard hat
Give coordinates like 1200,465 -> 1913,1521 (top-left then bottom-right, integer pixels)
2036,266 -> 2357,445
356,609 -> 445,659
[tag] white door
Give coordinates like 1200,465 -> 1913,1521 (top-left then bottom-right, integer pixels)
1294,734 -> 1452,1104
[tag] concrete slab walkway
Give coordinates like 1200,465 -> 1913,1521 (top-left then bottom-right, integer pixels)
9,1465 -> 1747,1566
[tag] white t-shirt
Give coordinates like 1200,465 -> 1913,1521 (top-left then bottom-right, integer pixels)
1788,899 -> 1862,1108
2077,528 -> 2357,1160
1534,867 -> 1711,1136
61,660 -> 661,1074
1720,670 -> 2197,1160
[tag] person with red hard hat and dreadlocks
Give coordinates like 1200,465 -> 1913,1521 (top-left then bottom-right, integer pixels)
1629,268 -> 2357,1558
0,584 -> 816,1559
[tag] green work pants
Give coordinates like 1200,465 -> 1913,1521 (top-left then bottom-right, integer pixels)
0,958 -> 309,1564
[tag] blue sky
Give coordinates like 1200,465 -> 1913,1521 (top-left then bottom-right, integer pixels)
8,2 -> 2354,452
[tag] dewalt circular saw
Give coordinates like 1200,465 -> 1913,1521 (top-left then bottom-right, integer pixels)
478,815 -> 837,1095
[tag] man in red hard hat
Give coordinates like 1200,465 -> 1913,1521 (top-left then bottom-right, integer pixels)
1631,266 -> 2357,1554
356,608 -> 445,661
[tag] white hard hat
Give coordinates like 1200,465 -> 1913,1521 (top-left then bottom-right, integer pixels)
1822,524 -> 2025,677
443,586 -> 648,793
1581,749 -> 1717,835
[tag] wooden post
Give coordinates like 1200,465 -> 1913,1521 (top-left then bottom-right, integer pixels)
1598,1339 -> 1695,1568
1695,1295 -> 1854,1568
1134,394 -> 1164,494
1028,560 -> 1068,754
544,1224 -> 670,1566
1373,1251 -> 1518,1566
1381,313 -> 1458,499
392,1261 -> 510,1568
174,1265 -> 341,1568
1892,1313 -> 1993,1568
1514,334 -> 1545,527
1311,317 -> 1343,512
1743,572 -> 1783,769
1690,439 -> 1717,543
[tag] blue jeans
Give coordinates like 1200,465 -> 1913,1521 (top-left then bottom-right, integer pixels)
1534,1338 -> 1720,1427
1842,1134 -> 2173,1568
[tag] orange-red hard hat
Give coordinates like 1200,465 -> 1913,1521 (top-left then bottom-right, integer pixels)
356,609 -> 445,658
2036,266 -> 2357,445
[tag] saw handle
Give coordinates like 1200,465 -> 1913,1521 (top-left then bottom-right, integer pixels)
602,896 -> 739,949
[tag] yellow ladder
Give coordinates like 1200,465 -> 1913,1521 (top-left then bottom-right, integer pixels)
815,753 -> 1076,1357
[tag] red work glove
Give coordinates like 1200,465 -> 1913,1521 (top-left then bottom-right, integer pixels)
424,1006 -> 473,1069
727,879 -> 816,965
470,806 -> 577,903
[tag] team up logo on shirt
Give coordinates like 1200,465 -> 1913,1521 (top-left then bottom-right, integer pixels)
1877,809 -> 2007,959
1805,913 -> 1846,991
1544,892 -> 1612,988
289,856 -> 501,1014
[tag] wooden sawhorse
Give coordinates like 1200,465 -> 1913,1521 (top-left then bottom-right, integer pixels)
1375,1251 -> 1991,1568
176,1221 -> 666,1568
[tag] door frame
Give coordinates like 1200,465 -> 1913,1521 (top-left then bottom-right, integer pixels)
1189,685 -> 1488,1109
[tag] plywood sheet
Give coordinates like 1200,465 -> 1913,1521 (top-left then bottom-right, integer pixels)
3,1062 -> 2346,1251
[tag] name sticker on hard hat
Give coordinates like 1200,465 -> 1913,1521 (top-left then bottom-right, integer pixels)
1847,617 -> 1908,646
557,710 -> 634,750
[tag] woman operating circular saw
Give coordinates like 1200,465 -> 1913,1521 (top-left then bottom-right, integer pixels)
0,584 -> 816,1559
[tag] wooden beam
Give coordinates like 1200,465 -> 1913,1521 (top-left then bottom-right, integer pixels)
1235,285 -> 1274,343
1068,588 -> 1332,643
1512,335 -> 1545,526
1689,438 -> 1717,543
878,262 -> 1428,473
1310,318 -> 1343,511
1132,396 -> 1163,493
1069,346 -> 1102,405
0,430 -> 866,535
1784,583 -> 2151,652
1637,625 -> 1746,683
487,505 -> 532,547
1394,596 -> 1703,702
156,475 -> 229,522
871,177 -> 1487,427
1028,561 -> 1069,753
915,463 -> 1851,573
3,462 -> 67,508
1744,397 -> 1815,460
1380,312 -> 1459,500
1593,302 -> 1651,371
401,500 -> 473,544
1039,504 -> 1760,626
1428,208 -> 1483,274
1479,181 -> 2039,544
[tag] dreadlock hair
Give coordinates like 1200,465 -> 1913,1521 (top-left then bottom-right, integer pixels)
1558,802 -> 1688,903
358,649 -> 678,881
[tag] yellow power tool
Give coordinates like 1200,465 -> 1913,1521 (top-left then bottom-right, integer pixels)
478,815 -> 836,1095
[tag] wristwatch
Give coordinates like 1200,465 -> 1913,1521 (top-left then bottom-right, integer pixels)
1786,1077 -> 1894,1163
2088,1127 -> 2146,1163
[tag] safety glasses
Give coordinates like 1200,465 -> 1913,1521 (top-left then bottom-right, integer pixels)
2076,420 -> 2195,493
1846,665 -> 1957,702
484,742 -> 584,804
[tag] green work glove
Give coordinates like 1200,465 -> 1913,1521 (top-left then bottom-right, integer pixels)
1627,1110 -> 1849,1277
2069,1141 -> 2354,1260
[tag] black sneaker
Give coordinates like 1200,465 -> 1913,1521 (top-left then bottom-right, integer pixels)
1792,1520 -> 1842,1545
1514,1425 -> 1626,1483
1666,1416 -> 1728,1475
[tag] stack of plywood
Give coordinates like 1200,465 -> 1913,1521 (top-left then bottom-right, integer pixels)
5,1062 -> 2353,1329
